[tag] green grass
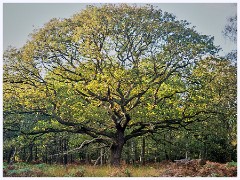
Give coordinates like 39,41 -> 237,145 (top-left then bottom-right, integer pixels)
3,162 -> 161,177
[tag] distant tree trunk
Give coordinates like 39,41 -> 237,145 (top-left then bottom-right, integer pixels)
79,152 -> 85,162
22,147 -> 26,162
63,139 -> 68,165
49,154 -> 52,164
27,144 -> 33,163
44,146 -> 48,163
100,148 -> 103,165
202,133 -> 208,160
169,131 -> 173,160
85,153 -> 90,164
59,139 -> 63,164
199,151 -> 202,159
185,151 -> 189,159
131,140 -> 134,164
34,146 -> 38,161
131,139 -> 138,164
140,136 -> 146,165
154,149 -> 157,163
10,147 -> 17,164
203,137 -> 208,160
104,147 -> 108,164
7,147 -> 15,164
163,134 -> 169,160
204,146 -> 208,160
70,154 -> 73,163
185,132 -> 189,159
164,149 -> 169,160
125,141 -> 131,164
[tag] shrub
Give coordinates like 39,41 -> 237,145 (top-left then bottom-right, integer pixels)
227,161 -> 237,167
124,168 -> 131,177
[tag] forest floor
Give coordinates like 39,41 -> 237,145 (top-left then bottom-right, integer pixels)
3,160 -> 237,177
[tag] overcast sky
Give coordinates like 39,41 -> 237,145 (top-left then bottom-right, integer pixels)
3,3 -> 237,56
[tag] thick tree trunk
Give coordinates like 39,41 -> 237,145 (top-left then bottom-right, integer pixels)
110,143 -> 124,166
110,130 -> 125,166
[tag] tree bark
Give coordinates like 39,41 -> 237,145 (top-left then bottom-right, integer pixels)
109,129 -> 125,166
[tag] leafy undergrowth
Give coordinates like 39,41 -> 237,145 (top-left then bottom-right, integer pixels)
3,160 -> 237,177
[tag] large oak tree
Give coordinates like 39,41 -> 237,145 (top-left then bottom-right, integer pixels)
4,4 -> 222,166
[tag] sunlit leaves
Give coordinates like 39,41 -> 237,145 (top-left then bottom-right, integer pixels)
3,4 -> 235,151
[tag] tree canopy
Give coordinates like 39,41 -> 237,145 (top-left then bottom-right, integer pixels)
3,4 -> 236,166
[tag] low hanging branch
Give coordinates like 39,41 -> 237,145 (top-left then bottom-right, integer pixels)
49,137 -> 109,159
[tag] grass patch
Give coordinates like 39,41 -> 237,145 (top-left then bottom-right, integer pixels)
3,163 -> 160,177
3,161 -> 237,177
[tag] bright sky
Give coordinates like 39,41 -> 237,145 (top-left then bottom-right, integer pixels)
3,3 -> 237,56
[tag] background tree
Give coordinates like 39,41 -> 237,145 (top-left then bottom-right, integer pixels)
223,14 -> 237,43
222,13 -> 237,65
